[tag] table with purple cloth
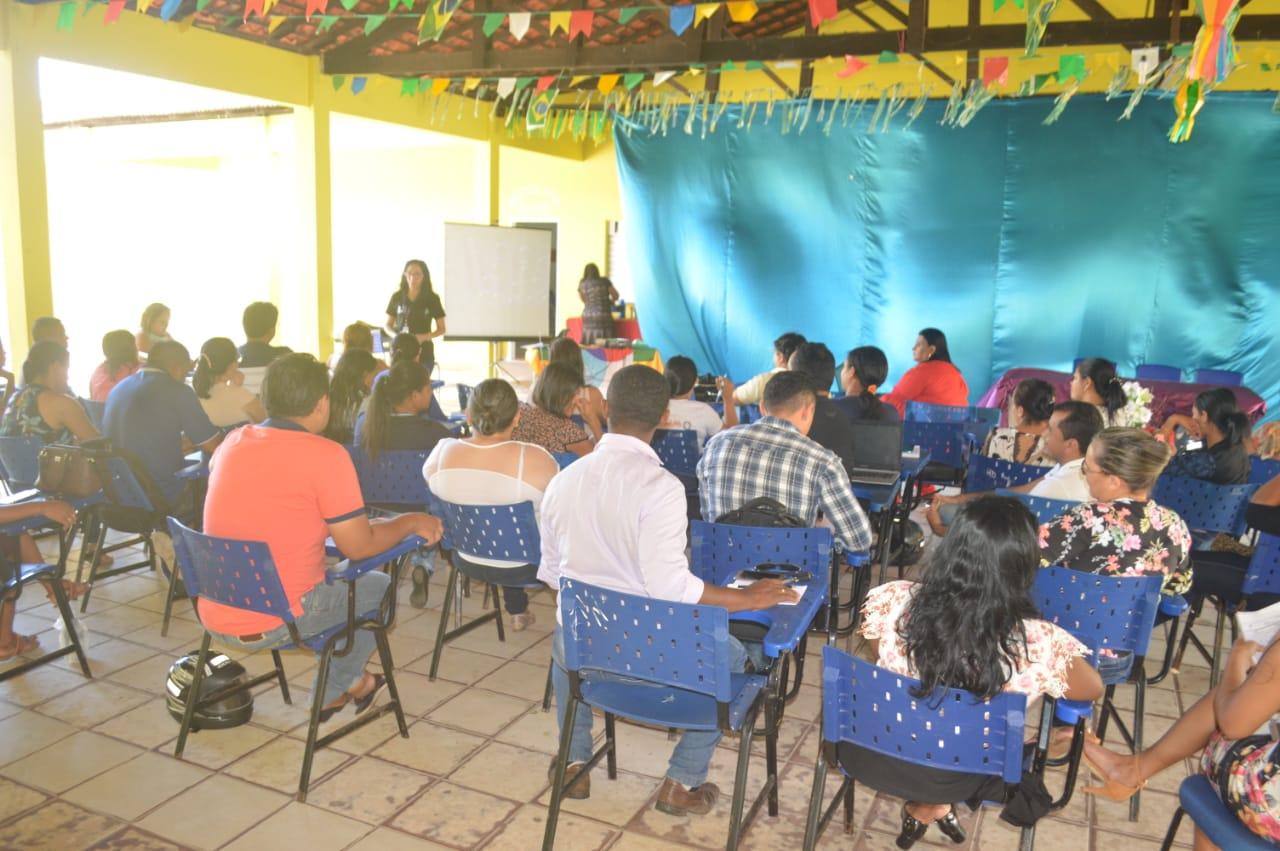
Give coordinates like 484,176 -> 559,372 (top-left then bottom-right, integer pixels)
977,368 -> 1267,427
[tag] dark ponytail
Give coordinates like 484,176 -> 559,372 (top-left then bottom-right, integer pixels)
362,360 -> 431,461
845,346 -> 889,419
1196,387 -> 1251,448
22,342 -> 68,387
1078,358 -> 1125,417
1013,378 -> 1056,424
192,337 -> 238,400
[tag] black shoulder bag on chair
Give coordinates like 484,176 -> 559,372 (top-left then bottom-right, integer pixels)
714,497 -> 809,643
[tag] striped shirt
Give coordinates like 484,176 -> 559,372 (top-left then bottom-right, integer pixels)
696,416 -> 873,553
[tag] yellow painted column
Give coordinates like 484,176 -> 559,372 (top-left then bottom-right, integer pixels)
0,3 -> 54,358
294,78 -> 334,360
488,137 -> 501,226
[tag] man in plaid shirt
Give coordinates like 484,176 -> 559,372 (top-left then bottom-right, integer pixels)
696,370 -> 873,554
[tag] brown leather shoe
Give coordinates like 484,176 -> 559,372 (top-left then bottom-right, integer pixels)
654,777 -> 720,816
547,758 -> 590,800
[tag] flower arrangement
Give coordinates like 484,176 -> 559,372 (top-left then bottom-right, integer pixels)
1116,380 -> 1155,428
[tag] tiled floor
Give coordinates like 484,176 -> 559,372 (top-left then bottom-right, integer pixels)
0,515 -> 1209,851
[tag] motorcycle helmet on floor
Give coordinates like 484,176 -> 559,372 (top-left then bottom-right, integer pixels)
165,651 -> 253,730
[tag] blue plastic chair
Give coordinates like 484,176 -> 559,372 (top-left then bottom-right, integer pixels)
964,455 -> 1051,493
1192,368 -> 1243,387
902,421 -> 972,486
1153,475 -> 1258,541
1135,364 -> 1182,382
427,499 -> 541,682
690,520 -> 835,694
1176,532 -> 1280,689
651,428 -> 700,476
801,648 -> 1031,850
545,579 -> 776,851
552,452 -> 577,468
0,436 -> 44,490
997,489 -> 1080,524
737,403 -> 762,424
80,399 -> 106,431
1031,567 -> 1163,821
1250,455 -> 1280,486
903,401 -> 998,426
346,446 -> 433,511
1160,774 -> 1275,850
167,518 -> 418,802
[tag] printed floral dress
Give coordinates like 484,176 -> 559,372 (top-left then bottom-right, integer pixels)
0,384 -> 73,444
1201,731 -> 1280,842
1039,499 -> 1193,596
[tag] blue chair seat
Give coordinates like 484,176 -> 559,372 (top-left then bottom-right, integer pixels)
1177,774 -> 1276,850
579,672 -> 767,732
283,609 -> 382,653
1,562 -> 58,595
1053,698 -> 1094,726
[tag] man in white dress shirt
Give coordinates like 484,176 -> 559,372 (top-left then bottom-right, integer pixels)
539,364 -> 798,817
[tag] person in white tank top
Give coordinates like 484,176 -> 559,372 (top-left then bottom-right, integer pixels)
424,379 -> 558,632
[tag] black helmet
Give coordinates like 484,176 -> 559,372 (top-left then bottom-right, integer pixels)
166,651 -> 253,730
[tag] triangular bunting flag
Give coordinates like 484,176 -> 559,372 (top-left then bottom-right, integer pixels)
268,15 -> 287,31
623,72 -> 645,90
332,75 -> 346,91
982,56 -> 1010,86
619,7 -> 641,24
56,2 -> 75,31
569,75 -> 588,86
569,9 -> 593,39
351,76 -> 368,94
548,11 -> 570,35
401,78 -> 419,95
535,75 -> 556,92
745,60 -> 764,70
338,0 -> 357,10
878,50 -> 899,63
482,13 -> 503,37
597,74 -> 620,95
104,0 -> 126,24
137,0 -> 154,13
430,78 -> 449,95
318,14 -> 338,30
669,4 -> 694,35
364,14 -> 386,33
388,0 -> 412,10
196,0 -> 211,10
508,11 -> 530,39
695,3 -> 719,25
417,0 -> 461,42
653,70 -> 676,86
159,0 -> 182,21
726,1 -> 757,22
304,0 -> 326,19
464,77 -> 481,91
515,76 -> 535,91
241,0 -> 262,21
835,55 -> 868,78
1058,53 -> 1086,82
495,77 -> 516,99
808,0 -> 837,29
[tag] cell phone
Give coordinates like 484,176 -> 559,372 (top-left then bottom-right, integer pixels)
735,568 -> 813,585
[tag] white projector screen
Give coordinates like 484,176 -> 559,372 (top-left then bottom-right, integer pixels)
442,223 -> 555,341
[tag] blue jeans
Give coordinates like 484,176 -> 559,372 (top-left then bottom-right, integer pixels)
551,622 -> 763,788
211,571 -> 390,705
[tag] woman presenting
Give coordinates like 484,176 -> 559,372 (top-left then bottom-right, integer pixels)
577,262 -> 618,343
386,259 -> 447,372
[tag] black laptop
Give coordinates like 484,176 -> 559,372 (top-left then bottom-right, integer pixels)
848,420 -> 903,487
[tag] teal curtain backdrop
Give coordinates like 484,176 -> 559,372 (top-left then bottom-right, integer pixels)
614,93 -> 1280,413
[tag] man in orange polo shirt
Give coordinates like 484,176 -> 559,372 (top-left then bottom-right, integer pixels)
201,354 -> 442,719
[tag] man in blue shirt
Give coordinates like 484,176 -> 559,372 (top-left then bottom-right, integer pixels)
103,340 -> 221,515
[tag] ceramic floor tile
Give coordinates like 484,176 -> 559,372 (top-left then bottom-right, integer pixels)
0,709 -> 78,765
34,679 -> 152,728
223,736 -> 350,795
92,700 -> 178,750
538,769 -> 660,827
136,774 -> 291,851
173,723 -> 280,770
0,664 -> 91,707
83,607 -> 164,639
242,683 -> 309,733
307,756 -> 434,824
476,659 -> 553,703
51,639 -> 159,678
87,826 -> 188,851
0,801 -> 121,851
484,804 -> 616,851
345,827 -> 455,851
451,741 -> 559,804
426,688 -> 533,736
118,619 -> 206,654
63,752 -> 211,821
405,647 -> 507,685
382,670 -> 463,718
495,707 -> 585,758
607,832 -> 703,851
220,801 -> 371,851
0,777 -> 48,823
1,731 -> 142,794
390,782 -> 518,847
371,720 -> 487,775
105,653 -> 180,692
975,810 -> 1090,851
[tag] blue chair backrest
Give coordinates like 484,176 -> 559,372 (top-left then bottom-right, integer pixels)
0,436 -> 43,489
552,452 -> 577,468
1242,533 -> 1280,598
80,399 -> 106,430
346,445 -> 432,508
1192,368 -> 1243,387
965,455 -> 1051,493
819,647 -> 1026,785
1135,364 -> 1182,383
997,489 -> 1079,525
559,577 -> 733,703
1033,567 -> 1163,659
688,520 -> 832,586
737,404 -> 761,424
100,456 -> 157,511
904,402 -> 1000,427
902,421 -> 968,468
433,499 -> 540,564
1152,475 -> 1258,538
1250,456 -> 1280,487
651,429 -> 700,476
166,517 -> 294,622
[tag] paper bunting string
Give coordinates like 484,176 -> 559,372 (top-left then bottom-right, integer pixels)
670,4 -> 694,35
56,2 -> 75,31
495,77 -> 516,99
653,70 -> 677,86
351,76 -> 367,94
159,0 -> 182,21
1170,0 -> 1242,142
508,12 -> 530,39
268,15 -> 287,31
515,76 -> 535,91
569,9 -> 593,38
318,14 -> 338,29
808,0 -> 837,28
1024,0 -> 1059,56
597,74 -> 620,95
695,3 -> 719,25
400,78 -> 418,95
619,7 -> 641,24
104,0 -> 126,23
993,0 -> 1025,8
481,13 -> 502,36
430,77 -> 449,95
982,56 -> 1010,87
241,0 -> 262,20
464,77 -> 481,91
304,0 -> 326,18
364,14 -> 386,33
535,75 -> 556,92
548,11 -> 570,35
835,55 -> 868,78
727,1 -> 757,22
877,51 -> 899,63
331,75 -> 346,91
1057,53 -> 1086,82
623,72 -> 645,90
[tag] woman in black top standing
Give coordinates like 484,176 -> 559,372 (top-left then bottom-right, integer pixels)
577,262 -> 618,343
386,259 -> 447,373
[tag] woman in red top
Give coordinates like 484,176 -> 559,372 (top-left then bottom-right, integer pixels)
882,328 -> 969,416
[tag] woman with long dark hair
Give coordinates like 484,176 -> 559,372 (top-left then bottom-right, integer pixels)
1158,387 -> 1251,484
89,330 -> 141,403
857,496 -> 1102,847
512,362 -> 603,457
385,259 -> 446,373
577,262 -> 619,343
0,342 -> 98,444
834,345 -> 898,422
981,378 -> 1056,466
193,337 -> 265,428
324,350 -> 379,445
1070,357 -> 1128,427
881,328 -> 969,416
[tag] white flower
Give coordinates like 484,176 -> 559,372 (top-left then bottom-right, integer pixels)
1116,381 -> 1154,428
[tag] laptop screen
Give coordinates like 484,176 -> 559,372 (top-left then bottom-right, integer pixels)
851,421 -> 903,470
370,328 -> 385,354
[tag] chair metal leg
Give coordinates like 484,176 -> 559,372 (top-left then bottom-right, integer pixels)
1172,600 -> 1202,672
842,776 -> 854,833
1148,617 -> 1180,685
1210,606 -> 1227,688
160,551 -> 180,638
542,696 -> 580,851
492,585 -> 506,643
374,628 -> 410,738
48,567 -> 92,678
298,646 -> 334,802
541,661 -> 553,712
764,693 -> 779,817
1160,806 -> 1186,851
271,650 -> 291,705
78,519 -> 109,614
604,712 -> 618,780
175,632 -> 212,757
428,561 -> 460,682
1130,676 -> 1145,822
1096,684 -> 1117,742
726,712 -> 757,851
802,752 -> 828,851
